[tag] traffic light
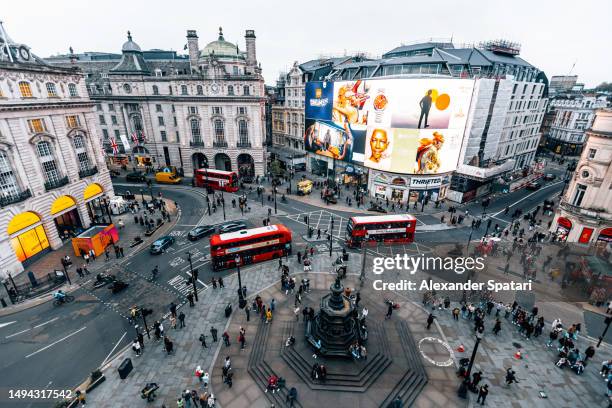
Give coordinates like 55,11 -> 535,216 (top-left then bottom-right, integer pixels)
304,215 -> 308,223
142,308 -> 153,317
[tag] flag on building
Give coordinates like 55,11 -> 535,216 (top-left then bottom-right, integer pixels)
109,137 -> 119,155
131,131 -> 139,146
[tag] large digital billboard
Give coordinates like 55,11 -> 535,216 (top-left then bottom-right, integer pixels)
304,78 -> 475,174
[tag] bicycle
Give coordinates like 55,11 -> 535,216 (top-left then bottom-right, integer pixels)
53,295 -> 75,306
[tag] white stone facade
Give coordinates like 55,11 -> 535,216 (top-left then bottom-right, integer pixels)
0,61 -> 113,279
551,109 -> 612,244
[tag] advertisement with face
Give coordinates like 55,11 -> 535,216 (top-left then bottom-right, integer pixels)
305,78 -> 474,174
304,119 -> 365,164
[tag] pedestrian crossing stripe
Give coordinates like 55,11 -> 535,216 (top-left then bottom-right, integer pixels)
285,210 -> 347,239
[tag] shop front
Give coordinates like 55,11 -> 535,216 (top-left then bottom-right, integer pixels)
83,183 -> 110,225
51,195 -> 83,240
7,211 -> 50,266
554,217 -> 572,242
368,170 -> 449,203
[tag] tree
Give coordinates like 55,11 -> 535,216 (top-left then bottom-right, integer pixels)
594,82 -> 612,92
269,159 -> 284,177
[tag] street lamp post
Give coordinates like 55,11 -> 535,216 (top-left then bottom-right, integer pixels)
328,233 -> 333,257
273,186 -> 277,214
597,316 -> 611,348
360,232 -> 369,282
235,255 -> 246,308
221,190 -> 226,221
62,262 -> 72,286
186,251 -> 198,302
140,189 -> 145,202
465,330 -> 483,381
466,224 -> 475,256
141,308 -> 151,339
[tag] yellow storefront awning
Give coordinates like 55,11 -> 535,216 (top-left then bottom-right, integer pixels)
7,211 -> 41,235
51,195 -> 77,215
83,183 -> 104,201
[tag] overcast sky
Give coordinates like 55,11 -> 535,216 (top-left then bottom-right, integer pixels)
3,0 -> 610,87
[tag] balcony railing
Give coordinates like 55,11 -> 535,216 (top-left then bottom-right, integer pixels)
559,200 -> 612,221
213,141 -> 228,148
79,166 -> 98,179
44,176 -> 69,191
236,141 -> 252,148
190,140 -> 205,147
0,188 -> 32,207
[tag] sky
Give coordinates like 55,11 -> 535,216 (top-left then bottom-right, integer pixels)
3,0 -> 610,87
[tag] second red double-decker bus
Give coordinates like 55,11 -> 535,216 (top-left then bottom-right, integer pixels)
346,214 -> 417,247
209,224 -> 292,271
195,168 -> 239,192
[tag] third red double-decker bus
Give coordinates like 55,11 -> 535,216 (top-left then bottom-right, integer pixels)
195,168 -> 239,192
209,224 -> 292,271
346,214 -> 417,248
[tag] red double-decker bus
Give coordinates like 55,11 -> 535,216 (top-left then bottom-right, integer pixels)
346,214 -> 417,248
209,224 -> 292,271
194,169 -> 239,192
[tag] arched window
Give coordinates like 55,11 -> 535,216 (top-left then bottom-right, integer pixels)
152,85 -> 159,95
191,119 -> 201,143
36,141 -> 61,186
243,85 -> 250,96
46,83 -> 57,97
227,85 -> 234,95
238,120 -> 249,146
68,83 -> 78,97
123,83 -> 132,93
0,151 -> 20,199
214,120 -> 225,145
19,81 -> 32,98
181,85 -> 188,95
196,85 -> 203,95
73,135 -> 91,172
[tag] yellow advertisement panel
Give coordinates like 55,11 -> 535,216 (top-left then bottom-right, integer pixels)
7,212 -> 41,235
51,195 -> 76,215
11,225 -> 49,262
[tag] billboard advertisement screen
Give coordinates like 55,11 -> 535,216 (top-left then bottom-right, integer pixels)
304,78 -> 475,174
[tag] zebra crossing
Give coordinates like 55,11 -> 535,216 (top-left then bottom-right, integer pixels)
285,210 -> 348,239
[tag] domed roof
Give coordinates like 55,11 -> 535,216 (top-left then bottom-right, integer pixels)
122,31 -> 141,52
200,27 -> 244,60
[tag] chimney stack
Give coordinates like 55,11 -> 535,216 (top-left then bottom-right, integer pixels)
186,30 -> 199,74
245,30 -> 257,68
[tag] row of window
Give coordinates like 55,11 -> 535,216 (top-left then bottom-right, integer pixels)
0,134 -> 93,198
17,81 -> 79,99
190,118 -> 250,145
150,84 -> 252,96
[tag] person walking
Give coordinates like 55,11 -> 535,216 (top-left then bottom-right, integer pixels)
164,336 -> 173,355
245,305 -> 251,322
385,302 -> 393,320
211,278 -> 217,289
271,299 -> 276,312
195,365 -> 204,383
170,302 -> 177,318
187,292 -> 195,307
199,333 -> 208,348
476,384 -> 488,405
266,307 -> 273,324
222,331 -> 230,347
137,332 -> 144,350
426,313 -> 436,330
76,390 -> 86,405
452,307 -> 460,321
210,327 -> 218,342
297,251 -> 302,264
170,315 -> 177,330
239,331 -> 246,350
104,248 -> 110,261
493,319 -> 502,335
584,345 -> 595,364
88,248 -> 96,261
154,321 -> 161,341
178,311 -> 186,328
218,277 -> 224,288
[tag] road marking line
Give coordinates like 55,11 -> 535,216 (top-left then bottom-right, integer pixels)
101,331 -> 127,367
0,321 -> 16,329
25,326 -> 87,359
33,317 -> 59,329
6,328 -> 30,338
491,181 -> 562,216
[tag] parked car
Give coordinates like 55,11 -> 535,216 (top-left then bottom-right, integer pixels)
544,173 -> 556,181
368,204 -> 387,213
525,181 -> 542,191
126,171 -> 146,182
187,226 -> 216,241
218,222 -> 248,234
150,236 -> 175,254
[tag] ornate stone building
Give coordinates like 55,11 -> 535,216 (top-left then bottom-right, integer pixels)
551,108 -> 612,245
0,24 -> 113,278
47,28 -> 266,179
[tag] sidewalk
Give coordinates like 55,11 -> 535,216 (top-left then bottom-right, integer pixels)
0,196 -> 178,316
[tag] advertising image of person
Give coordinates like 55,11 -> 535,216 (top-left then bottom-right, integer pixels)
415,131 -> 444,174
332,81 -> 369,126
364,128 -> 392,170
304,121 -> 319,152
418,89 -> 433,128
313,122 -> 353,161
